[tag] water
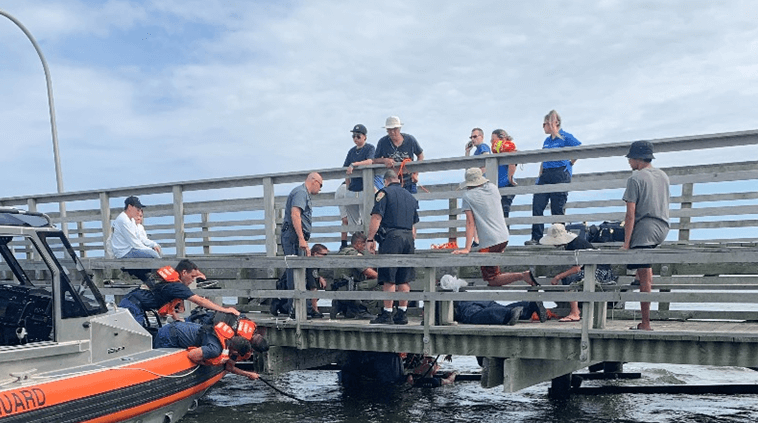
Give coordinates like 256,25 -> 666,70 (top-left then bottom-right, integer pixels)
182,357 -> 758,423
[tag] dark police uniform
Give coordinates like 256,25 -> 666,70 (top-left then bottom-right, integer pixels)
371,182 -> 419,285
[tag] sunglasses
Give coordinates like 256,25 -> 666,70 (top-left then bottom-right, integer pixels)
469,135 -> 480,139
352,134 -> 362,139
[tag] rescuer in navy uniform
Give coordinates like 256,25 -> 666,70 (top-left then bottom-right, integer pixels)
366,169 -> 419,325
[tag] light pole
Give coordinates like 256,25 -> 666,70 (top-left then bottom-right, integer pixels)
1,8 -> 67,232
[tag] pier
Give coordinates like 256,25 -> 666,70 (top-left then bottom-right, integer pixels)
2,129 -> 758,394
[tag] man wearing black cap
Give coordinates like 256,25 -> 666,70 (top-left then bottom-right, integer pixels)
337,124 -> 376,248
110,195 -> 161,259
622,141 -> 670,331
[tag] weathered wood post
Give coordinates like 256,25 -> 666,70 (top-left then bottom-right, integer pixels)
361,167 -> 375,241
263,177 -> 277,257
173,185 -> 185,257
201,212 -> 211,255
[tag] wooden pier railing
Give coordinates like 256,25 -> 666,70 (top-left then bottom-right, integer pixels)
0,129 -> 757,258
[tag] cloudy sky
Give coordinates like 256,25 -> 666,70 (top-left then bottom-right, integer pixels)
1,0 -> 757,199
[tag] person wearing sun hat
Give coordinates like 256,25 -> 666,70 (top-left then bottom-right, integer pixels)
373,116 -> 424,193
622,140 -> 670,331
452,168 -> 540,289
540,223 -> 597,322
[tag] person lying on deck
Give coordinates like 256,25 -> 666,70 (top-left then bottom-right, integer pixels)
454,300 -> 547,325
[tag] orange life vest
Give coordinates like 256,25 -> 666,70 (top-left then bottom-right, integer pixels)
492,139 -> 517,154
198,318 -> 257,366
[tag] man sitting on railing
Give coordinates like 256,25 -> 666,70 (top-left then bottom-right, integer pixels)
118,259 -> 239,328
622,141 -> 670,331
452,168 -> 539,287
110,196 -> 161,259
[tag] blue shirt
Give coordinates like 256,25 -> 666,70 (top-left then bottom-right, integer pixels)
371,183 -> 419,230
473,144 -> 491,155
541,129 -> 581,169
343,143 -> 376,192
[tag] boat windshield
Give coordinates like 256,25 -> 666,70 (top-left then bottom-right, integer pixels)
35,231 -> 108,317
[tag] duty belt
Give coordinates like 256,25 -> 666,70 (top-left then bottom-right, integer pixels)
282,221 -> 310,240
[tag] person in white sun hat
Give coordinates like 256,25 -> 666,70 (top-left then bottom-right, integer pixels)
540,223 -> 595,322
373,116 -> 424,193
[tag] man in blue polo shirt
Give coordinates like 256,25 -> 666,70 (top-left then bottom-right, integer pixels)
526,110 -> 582,245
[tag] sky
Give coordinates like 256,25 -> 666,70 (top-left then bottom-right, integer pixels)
1,0 -> 758,200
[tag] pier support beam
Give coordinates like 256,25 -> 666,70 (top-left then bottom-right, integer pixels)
264,346 -> 348,374
481,357 -> 597,393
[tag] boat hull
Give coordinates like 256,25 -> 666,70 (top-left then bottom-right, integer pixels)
0,349 -> 224,423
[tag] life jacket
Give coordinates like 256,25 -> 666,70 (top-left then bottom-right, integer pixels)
157,298 -> 185,316
198,313 -> 257,366
492,138 -> 517,154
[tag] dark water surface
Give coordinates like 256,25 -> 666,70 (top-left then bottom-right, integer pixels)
182,357 -> 758,423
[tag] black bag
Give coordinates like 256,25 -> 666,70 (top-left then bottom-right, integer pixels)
565,223 -> 590,241
269,272 -> 290,315
590,221 -> 625,243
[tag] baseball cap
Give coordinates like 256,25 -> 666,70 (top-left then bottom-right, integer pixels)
124,195 -> 145,209
350,124 -> 367,135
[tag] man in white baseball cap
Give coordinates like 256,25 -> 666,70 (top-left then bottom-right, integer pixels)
373,116 -> 424,193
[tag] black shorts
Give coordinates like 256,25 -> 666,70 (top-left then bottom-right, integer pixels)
378,229 -> 415,285
627,245 -> 658,270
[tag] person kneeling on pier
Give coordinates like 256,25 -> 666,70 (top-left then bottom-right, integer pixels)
454,300 -> 547,325
154,312 -> 269,381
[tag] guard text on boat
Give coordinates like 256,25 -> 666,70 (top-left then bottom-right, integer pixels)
0,388 -> 46,416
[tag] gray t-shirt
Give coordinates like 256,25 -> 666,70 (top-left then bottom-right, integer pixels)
622,167 -> 670,247
461,182 -> 510,249
283,183 -> 312,234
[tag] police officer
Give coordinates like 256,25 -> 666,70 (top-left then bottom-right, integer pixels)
281,172 -> 323,314
367,169 -> 419,325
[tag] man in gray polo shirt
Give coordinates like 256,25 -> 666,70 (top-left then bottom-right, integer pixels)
281,172 -> 323,314
622,141 -> 670,331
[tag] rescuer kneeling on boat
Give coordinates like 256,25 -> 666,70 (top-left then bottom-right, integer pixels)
119,259 -> 240,328
155,313 -> 269,380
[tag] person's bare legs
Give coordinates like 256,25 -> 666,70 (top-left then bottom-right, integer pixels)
487,271 -> 532,287
382,282 -> 395,310
560,301 -> 581,321
397,282 -> 410,308
637,267 -> 653,330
